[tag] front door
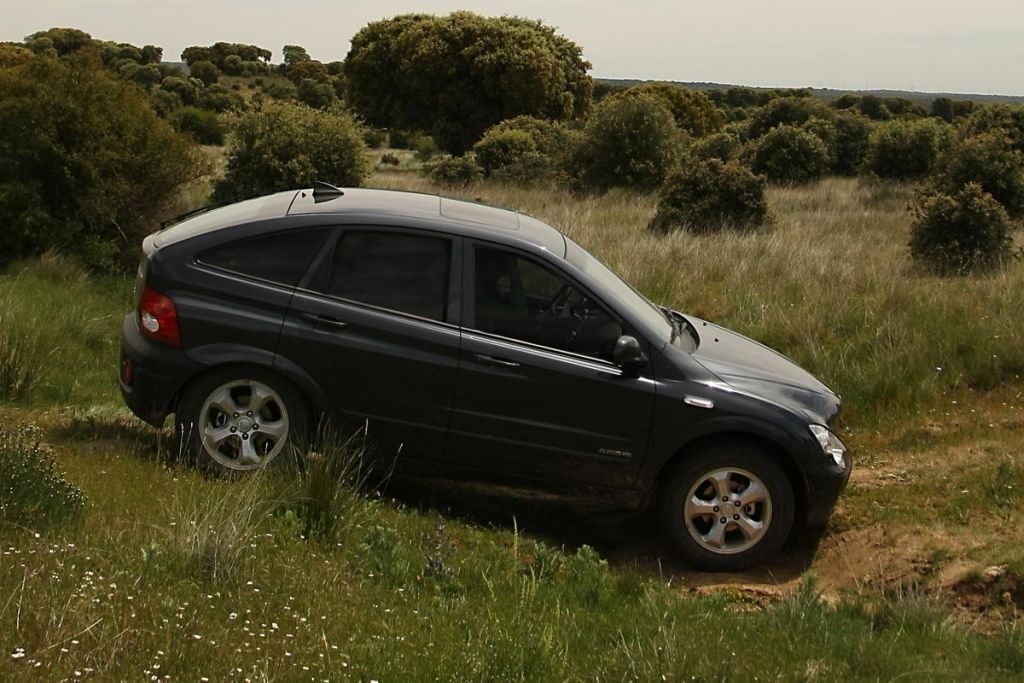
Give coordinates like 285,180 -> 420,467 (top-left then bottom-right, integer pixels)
444,242 -> 657,488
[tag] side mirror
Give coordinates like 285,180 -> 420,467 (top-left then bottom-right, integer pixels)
612,335 -> 648,373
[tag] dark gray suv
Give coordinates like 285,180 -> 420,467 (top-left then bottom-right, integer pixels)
119,183 -> 849,571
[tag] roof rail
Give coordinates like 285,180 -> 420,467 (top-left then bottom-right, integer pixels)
312,181 -> 344,202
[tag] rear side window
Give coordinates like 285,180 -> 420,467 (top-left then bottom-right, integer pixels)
325,230 -> 449,321
198,228 -> 329,286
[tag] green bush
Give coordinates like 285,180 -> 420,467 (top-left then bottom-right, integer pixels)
0,58 -> 206,271
832,111 -> 873,175
611,83 -> 723,137
961,104 -> 1024,154
424,156 -> 483,186
473,116 -> 577,182
263,80 -> 297,101
215,102 -> 371,200
692,131 -> 741,161
909,183 -> 1013,274
931,133 -> 1024,218
188,59 -> 220,85
748,97 -> 831,138
297,78 -> 336,109
388,129 -> 418,149
649,158 -> 769,233
864,118 -> 951,179
196,83 -> 244,112
748,125 -> 830,185
172,106 -> 224,145
362,126 -> 387,149
0,423 -> 85,531
569,94 -> 681,192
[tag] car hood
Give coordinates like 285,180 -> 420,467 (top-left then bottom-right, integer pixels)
683,315 -> 841,424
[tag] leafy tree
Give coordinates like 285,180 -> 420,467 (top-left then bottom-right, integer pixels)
297,79 -> 336,109
345,12 -> 592,154
214,102 -> 371,200
748,97 -> 831,138
160,75 -> 200,105
611,83 -> 723,137
473,116 -> 577,181
692,131 -> 741,162
748,125 -> 830,184
962,104 -> 1024,154
282,45 -> 311,67
909,183 -> 1012,274
883,97 -> 927,118
24,28 -> 92,56
857,94 -> 892,121
286,60 -> 329,85
181,42 -> 271,70
172,106 -> 224,145
189,60 -> 220,85
864,118 -> 951,179
831,111 -> 873,175
931,97 -> 955,123
196,83 -> 245,112
649,158 -> 769,233
569,93 -> 680,192
0,58 -> 206,270
931,133 -> 1024,218
833,94 -> 860,110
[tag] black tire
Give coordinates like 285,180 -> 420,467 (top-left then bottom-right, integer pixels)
659,440 -> 794,572
175,366 -> 310,474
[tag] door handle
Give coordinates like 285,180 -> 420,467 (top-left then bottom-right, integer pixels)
299,312 -> 348,331
473,353 -> 520,369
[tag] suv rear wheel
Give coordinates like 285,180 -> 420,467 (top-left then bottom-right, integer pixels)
660,441 -> 794,571
176,367 -> 308,473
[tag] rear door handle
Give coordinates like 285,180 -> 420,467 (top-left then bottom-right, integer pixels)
473,353 -> 520,369
299,312 -> 348,331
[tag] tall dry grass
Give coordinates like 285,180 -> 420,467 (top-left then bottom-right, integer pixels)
371,172 -> 1024,422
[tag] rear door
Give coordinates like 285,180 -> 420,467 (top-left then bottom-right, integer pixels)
443,242 -> 657,488
275,226 -> 462,461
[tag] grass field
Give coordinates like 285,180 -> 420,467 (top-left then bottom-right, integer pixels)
2,172 -> 1023,680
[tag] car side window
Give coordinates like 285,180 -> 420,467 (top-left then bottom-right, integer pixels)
473,247 -> 623,361
197,228 -> 329,286
325,230 -> 450,321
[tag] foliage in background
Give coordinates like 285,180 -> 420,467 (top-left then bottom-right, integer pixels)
748,125 -> 831,185
214,101 -> 371,200
649,158 -> 769,233
747,96 -> 832,138
569,93 -> 681,192
691,130 -> 742,162
473,116 -> 578,183
962,103 -> 1024,154
345,12 -> 592,154
909,183 -> 1014,275
0,423 -> 84,531
610,83 -> 724,137
171,106 -> 225,145
864,118 -> 951,180
423,156 -> 484,187
0,57 -> 207,271
931,133 -> 1024,218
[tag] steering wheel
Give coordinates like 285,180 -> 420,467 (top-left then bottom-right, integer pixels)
543,283 -> 573,315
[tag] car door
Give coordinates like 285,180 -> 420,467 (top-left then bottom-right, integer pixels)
275,226 -> 462,462
444,241 -> 657,488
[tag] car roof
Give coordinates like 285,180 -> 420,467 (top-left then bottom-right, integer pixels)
154,187 -> 566,257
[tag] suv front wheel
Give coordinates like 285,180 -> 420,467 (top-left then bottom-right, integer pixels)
660,440 -> 794,572
176,367 -> 308,473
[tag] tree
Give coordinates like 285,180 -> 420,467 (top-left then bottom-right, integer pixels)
748,125 -> 830,185
931,133 -> 1024,218
214,102 -> 371,200
611,83 -> 723,137
864,118 -> 951,179
345,12 -> 592,154
282,45 -> 311,67
0,57 -> 206,270
931,97 -> 955,123
473,115 -> 577,181
188,60 -> 220,85
748,97 -> 831,138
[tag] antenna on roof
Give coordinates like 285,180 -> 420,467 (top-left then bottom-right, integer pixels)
312,181 -> 344,202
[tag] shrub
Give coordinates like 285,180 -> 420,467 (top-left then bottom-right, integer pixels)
263,80 -> 297,101
196,83 -> 244,112
962,104 -> 1024,154
864,118 -> 951,180
215,102 -> 371,200
296,78 -> 336,109
748,97 -> 831,138
362,126 -> 387,149
379,152 -> 400,166
909,183 -> 1013,274
388,129 -> 417,149
172,106 -> 224,145
473,116 -> 577,182
692,131 -> 741,161
424,156 -> 483,186
612,83 -> 724,137
748,125 -> 830,185
569,94 -> 681,192
832,111 -> 873,175
0,58 -> 206,271
0,423 -> 85,531
931,133 -> 1024,218
649,158 -> 769,233
159,75 -> 200,105
188,59 -> 220,85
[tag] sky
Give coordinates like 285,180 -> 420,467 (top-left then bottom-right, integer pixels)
3,1 -> 1024,96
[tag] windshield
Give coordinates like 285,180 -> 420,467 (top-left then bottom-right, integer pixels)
564,237 -> 676,346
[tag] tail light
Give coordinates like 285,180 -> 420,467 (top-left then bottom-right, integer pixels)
138,286 -> 181,347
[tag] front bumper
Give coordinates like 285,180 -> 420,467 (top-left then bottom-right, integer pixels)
802,447 -> 852,528
119,314 -> 201,427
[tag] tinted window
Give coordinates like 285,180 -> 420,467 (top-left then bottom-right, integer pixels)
473,247 -> 622,360
327,231 -> 449,321
198,229 -> 329,286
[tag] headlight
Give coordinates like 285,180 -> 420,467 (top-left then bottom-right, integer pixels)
809,424 -> 846,469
